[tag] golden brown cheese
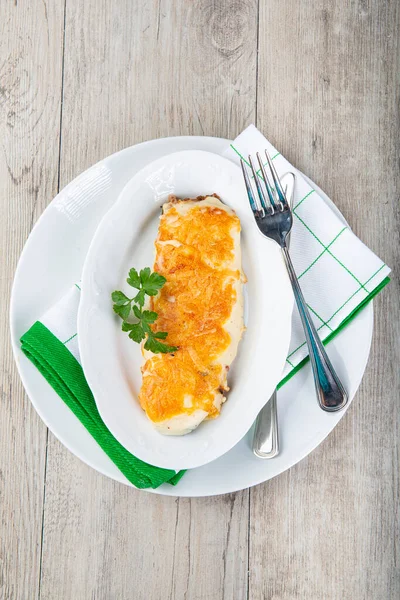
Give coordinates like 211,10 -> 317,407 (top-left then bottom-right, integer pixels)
138,194 -> 244,435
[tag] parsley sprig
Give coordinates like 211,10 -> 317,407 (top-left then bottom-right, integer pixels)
112,267 -> 178,354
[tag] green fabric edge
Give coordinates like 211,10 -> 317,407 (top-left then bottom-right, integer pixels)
277,276 -> 390,389
20,322 -> 185,489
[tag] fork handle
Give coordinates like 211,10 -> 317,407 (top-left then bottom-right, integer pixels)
281,246 -> 348,412
252,390 -> 279,458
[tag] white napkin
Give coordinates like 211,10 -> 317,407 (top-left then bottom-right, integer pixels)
39,284 -> 82,363
224,124 -> 390,379
37,125 -> 390,383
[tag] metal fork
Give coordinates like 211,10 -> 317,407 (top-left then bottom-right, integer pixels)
252,172 -> 294,458
241,150 -> 348,413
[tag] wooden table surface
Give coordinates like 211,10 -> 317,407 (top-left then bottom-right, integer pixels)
1,1 -> 399,599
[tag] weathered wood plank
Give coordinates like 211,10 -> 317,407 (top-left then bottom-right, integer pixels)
3,0 -> 399,598
250,1 -> 400,598
39,1 -> 257,598
0,1 -> 64,598
41,447 -> 250,600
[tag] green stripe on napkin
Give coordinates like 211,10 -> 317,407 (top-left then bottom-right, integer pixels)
278,276 -> 390,389
21,321 -> 185,489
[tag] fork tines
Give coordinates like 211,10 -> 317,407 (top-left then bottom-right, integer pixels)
240,149 -> 288,217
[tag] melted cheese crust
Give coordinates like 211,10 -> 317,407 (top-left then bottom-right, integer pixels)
138,195 -> 244,435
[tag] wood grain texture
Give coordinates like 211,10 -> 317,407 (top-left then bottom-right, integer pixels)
0,1 -> 64,598
250,1 -> 400,599
41,445 -> 249,600
38,1 -> 257,599
58,0 -> 258,181
1,0 -> 399,598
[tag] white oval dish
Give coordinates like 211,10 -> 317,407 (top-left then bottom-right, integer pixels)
78,150 -> 294,470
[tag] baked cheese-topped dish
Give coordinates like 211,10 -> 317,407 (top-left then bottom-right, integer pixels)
139,194 -> 245,435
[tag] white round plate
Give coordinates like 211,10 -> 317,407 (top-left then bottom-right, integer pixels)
78,151 -> 293,470
10,136 -> 373,496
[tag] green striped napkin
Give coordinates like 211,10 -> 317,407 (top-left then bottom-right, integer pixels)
224,125 -> 390,385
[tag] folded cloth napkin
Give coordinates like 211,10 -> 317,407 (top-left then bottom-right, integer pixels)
21,314 -> 184,488
224,125 -> 390,384
21,125 -> 390,488
21,313 -> 185,489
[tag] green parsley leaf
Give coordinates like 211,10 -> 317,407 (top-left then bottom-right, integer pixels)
141,321 -> 151,334
113,266 -> 178,355
128,324 -> 146,343
111,291 -> 130,306
144,336 -> 178,354
134,289 -> 146,307
153,331 -> 168,339
126,268 -> 141,289
113,303 -> 131,320
142,310 -> 158,324
139,267 -> 151,284
132,305 -> 142,319
142,272 -> 167,296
